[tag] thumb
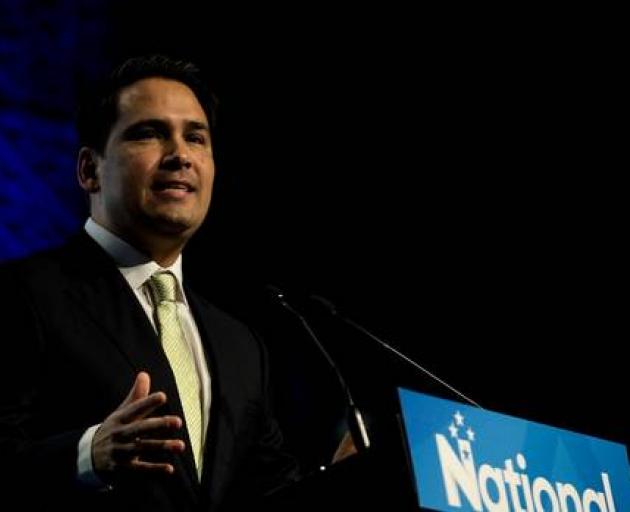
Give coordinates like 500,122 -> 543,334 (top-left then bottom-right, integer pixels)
121,371 -> 151,406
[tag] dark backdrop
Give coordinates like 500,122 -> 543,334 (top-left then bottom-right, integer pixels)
1,1 -> 624,473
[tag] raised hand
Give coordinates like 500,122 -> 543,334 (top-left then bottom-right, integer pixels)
92,372 -> 185,479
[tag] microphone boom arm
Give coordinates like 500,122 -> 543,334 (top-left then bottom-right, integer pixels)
310,294 -> 483,409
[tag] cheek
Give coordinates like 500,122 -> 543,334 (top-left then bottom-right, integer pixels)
114,154 -> 156,197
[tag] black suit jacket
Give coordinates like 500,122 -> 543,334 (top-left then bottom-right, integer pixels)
0,233 -> 298,511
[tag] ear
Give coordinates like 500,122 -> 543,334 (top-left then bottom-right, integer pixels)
77,147 -> 101,193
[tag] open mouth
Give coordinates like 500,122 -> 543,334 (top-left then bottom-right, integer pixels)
152,181 -> 195,193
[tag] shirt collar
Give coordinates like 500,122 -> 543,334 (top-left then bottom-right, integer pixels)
84,218 -> 185,300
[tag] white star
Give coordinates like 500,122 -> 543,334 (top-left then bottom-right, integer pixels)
454,411 -> 464,426
466,427 -> 475,441
448,422 -> 459,438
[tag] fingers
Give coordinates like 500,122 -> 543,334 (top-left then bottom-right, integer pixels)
107,440 -> 184,477
93,415 -> 185,478
116,372 -> 169,425
94,374 -> 186,479
111,438 -> 186,459
117,391 -> 167,424
128,459 -> 176,475
133,439 -> 186,454
121,372 -> 151,407
113,416 -> 183,443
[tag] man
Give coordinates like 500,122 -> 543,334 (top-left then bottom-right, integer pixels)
0,55 -> 299,511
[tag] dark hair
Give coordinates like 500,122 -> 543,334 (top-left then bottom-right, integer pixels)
76,55 -> 218,154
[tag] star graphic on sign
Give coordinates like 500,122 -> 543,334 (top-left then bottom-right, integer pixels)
454,411 -> 465,427
448,422 -> 459,438
466,427 -> 475,441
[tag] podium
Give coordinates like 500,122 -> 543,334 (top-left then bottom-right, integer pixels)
253,299 -> 629,510
265,387 -> 630,511
262,383 -> 419,510
266,432 -> 420,510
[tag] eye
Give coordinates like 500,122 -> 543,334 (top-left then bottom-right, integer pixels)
186,132 -> 207,145
126,127 -> 162,140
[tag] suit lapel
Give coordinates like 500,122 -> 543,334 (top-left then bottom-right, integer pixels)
62,234 -> 176,396
186,289 -> 237,507
60,233 -> 201,497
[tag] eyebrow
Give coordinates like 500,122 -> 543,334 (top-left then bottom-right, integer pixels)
185,120 -> 210,132
122,118 -> 210,136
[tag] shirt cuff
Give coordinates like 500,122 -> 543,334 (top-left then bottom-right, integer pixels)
77,424 -> 111,489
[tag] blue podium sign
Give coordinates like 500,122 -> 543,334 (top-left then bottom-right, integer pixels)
398,388 -> 630,511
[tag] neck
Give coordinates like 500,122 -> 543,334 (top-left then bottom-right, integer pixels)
127,232 -> 187,267
143,238 -> 185,267
92,217 -> 188,267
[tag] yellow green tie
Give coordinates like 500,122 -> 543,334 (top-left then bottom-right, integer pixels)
149,271 -> 204,478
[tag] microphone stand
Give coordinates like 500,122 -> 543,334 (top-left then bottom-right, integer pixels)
267,286 -> 371,451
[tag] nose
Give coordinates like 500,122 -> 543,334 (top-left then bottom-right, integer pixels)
161,154 -> 192,171
161,140 -> 192,171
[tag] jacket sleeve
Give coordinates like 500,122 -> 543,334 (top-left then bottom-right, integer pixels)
0,265 -> 85,501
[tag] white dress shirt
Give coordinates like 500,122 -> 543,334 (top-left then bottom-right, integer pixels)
77,218 -> 211,485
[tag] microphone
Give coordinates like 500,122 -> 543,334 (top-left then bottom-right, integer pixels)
266,285 -> 371,451
310,294 -> 483,409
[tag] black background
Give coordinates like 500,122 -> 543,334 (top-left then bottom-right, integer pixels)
102,5 -> 625,469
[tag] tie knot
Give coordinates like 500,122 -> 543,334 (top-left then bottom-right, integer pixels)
150,271 -> 178,303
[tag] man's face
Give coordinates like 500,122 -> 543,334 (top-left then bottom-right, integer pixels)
90,77 -> 215,242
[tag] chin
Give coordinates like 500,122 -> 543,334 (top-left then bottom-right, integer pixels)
144,212 -> 199,237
